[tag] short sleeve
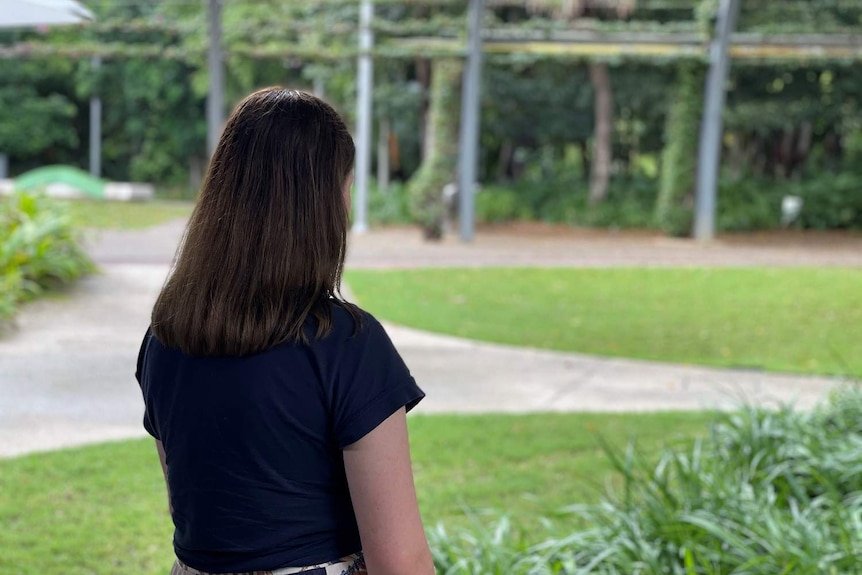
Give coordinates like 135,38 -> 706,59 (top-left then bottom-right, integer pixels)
330,315 -> 424,448
135,328 -> 161,440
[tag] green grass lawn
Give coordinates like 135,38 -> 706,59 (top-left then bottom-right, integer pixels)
346,267 -> 862,377
0,412 -> 708,575
60,199 -> 193,230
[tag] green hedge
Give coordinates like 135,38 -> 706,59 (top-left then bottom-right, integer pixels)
430,387 -> 862,574
718,172 -> 862,231
472,171 -> 862,233
367,169 -> 862,234
0,192 -> 94,322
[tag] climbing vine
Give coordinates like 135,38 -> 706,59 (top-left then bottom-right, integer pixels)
655,60 -> 705,236
407,58 -> 462,240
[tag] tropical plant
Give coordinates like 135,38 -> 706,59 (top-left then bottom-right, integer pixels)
429,386 -> 862,574
0,192 -> 94,324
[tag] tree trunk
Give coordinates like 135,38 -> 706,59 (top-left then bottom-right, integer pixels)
189,155 -> 204,195
579,139 -> 591,182
778,128 -> 794,179
496,139 -> 514,181
415,57 -> 432,160
793,121 -> 813,177
589,63 -> 613,205
377,116 -> 390,193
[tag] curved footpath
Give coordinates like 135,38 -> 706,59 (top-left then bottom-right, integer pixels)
0,220 -> 854,458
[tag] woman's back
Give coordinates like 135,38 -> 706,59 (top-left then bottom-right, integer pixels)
136,88 -> 434,575
138,305 -> 422,572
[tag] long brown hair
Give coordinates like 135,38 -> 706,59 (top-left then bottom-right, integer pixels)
152,88 -> 359,357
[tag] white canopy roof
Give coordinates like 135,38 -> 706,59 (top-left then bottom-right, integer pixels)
0,0 -> 94,29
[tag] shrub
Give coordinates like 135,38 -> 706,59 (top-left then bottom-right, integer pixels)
476,176 -> 659,229
471,170 -> 862,233
718,171 -> 862,232
368,181 -> 413,225
0,192 -> 94,323
429,517 -> 544,575
368,168 -> 862,234
429,387 -> 862,574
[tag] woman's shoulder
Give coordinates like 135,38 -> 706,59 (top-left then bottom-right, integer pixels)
327,300 -> 379,340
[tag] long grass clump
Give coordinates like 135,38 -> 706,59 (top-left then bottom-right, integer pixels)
430,387 -> 862,574
0,192 -> 94,322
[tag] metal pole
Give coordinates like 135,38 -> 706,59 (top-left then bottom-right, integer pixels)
457,0 -> 485,243
89,55 -> 102,178
353,0 -> 374,233
207,0 -> 225,159
694,0 -> 740,241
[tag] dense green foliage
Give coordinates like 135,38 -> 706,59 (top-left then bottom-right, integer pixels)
0,412 -> 711,574
429,387 -> 862,574
469,172 -> 862,232
475,176 -> 657,228
1,1 -> 861,231
346,267 -> 862,377
0,193 -> 93,323
0,60 -> 78,162
718,172 -> 862,231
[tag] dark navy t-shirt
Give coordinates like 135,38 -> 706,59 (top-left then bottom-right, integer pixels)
134,305 -> 424,573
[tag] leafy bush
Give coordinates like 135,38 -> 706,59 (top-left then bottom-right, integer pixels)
368,167 -> 862,233
430,387 -> 862,574
470,170 -> 862,233
0,192 -> 94,323
430,516 -> 552,575
718,172 -> 862,231
368,181 -> 413,225
476,176 -> 658,229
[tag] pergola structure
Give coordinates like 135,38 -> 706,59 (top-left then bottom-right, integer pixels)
360,0 -> 862,241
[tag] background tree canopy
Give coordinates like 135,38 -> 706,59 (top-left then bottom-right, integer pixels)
1,0 -> 860,233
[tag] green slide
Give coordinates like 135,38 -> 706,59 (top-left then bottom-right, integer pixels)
15,166 -> 108,199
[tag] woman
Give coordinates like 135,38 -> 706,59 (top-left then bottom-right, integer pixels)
135,88 -> 434,575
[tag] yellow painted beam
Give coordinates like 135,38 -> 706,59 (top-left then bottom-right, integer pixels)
395,37 -> 862,61
729,44 -> 862,59
484,41 -> 702,58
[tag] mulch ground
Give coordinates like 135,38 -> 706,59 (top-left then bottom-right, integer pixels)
345,223 -> 862,269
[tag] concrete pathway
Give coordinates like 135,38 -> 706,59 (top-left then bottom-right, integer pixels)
0,220 -> 851,457
0,265 -> 161,457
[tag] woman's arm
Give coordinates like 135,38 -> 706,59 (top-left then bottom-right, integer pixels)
343,408 -> 434,575
155,439 -> 173,515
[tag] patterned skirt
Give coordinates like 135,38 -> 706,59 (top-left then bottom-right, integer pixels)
170,552 -> 366,575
